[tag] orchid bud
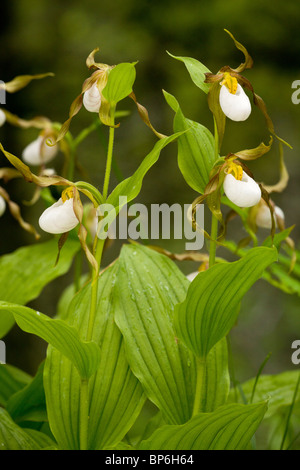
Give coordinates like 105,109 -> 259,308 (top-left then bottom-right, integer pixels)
219,82 -> 251,122
83,82 -> 101,113
0,109 -> 6,127
38,197 -> 79,234
223,171 -> 261,208
255,200 -> 285,229
22,135 -> 58,166
0,195 -> 6,217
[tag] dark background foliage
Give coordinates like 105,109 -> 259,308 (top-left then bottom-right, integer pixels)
0,0 -> 299,384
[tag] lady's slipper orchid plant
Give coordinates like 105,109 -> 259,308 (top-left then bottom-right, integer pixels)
82,81 -> 102,113
254,198 -> 285,230
39,196 -> 79,234
219,73 -> 251,122
22,133 -> 59,166
223,165 -> 261,208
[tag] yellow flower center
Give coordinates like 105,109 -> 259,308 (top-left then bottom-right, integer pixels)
62,187 -> 74,202
221,72 -> 238,95
226,161 -> 243,181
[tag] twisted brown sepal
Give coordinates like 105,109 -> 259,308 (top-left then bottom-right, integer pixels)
263,142 -> 289,194
129,92 -> 167,139
0,73 -> 54,94
0,186 -> 40,240
0,143 -> 72,188
223,29 -> 254,73
1,110 -> 52,130
72,187 -> 98,272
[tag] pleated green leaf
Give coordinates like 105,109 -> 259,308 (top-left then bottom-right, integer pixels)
102,62 -> 137,105
138,402 -> 267,450
0,407 -> 40,450
0,238 -> 80,338
164,90 -> 216,194
0,302 -> 100,380
174,247 -> 278,358
0,364 -> 31,407
202,338 -> 230,412
167,52 -> 211,94
114,244 -> 197,424
229,370 -> 300,419
44,262 -> 145,450
7,362 -> 47,424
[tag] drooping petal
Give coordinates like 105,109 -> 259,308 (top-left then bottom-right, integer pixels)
0,109 -> 6,127
83,82 -> 101,113
223,171 -> 261,208
219,83 -> 251,121
39,198 -> 79,234
22,136 -> 58,165
0,195 -> 6,216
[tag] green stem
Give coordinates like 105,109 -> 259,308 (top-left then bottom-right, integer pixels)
102,106 -> 116,201
192,357 -> 206,416
209,214 -> 218,268
79,378 -> 89,450
79,109 -> 116,450
208,116 -> 220,269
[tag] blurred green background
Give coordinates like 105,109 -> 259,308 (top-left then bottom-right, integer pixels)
0,0 -> 300,386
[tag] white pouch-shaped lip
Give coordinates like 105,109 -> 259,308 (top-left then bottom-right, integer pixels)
0,195 -> 6,217
255,202 -> 285,229
83,82 -> 101,113
22,135 -> 58,165
219,83 -> 251,121
39,198 -> 79,234
0,109 -> 6,127
223,171 -> 261,208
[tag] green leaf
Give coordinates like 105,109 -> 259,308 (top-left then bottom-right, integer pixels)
44,262 -> 145,450
114,244 -> 196,424
0,302 -> 100,379
0,364 -> 31,407
229,370 -> 300,419
138,402 -> 267,450
7,362 -> 47,424
0,238 -> 80,338
203,338 -> 230,412
102,62 -> 137,105
0,407 -> 41,450
167,52 -> 211,94
107,132 -> 183,213
174,247 -> 278,358
163,90 -> 216,194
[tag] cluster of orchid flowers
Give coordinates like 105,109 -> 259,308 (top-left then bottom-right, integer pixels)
0,32 -> 293,272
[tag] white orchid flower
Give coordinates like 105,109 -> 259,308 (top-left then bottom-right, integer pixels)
0,195 -> 6,216
22,135 -> 58,166
223,163 -> 261,208
83,82 -> 101,113
219,72 -> 251,122
255,200 -> 285,229
39,197 -> 79,234
0,109 -> 6,127
186,271 -> 199,282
